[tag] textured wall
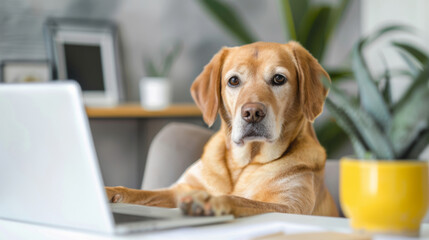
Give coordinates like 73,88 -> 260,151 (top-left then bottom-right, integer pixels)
0,0 -> 360,103
0,0 -> 118,60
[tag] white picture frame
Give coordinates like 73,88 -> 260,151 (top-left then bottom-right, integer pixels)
0,60 -> 50,83
44,18 -> 124,107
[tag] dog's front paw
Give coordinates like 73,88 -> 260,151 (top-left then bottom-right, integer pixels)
178,191 -> 231,216
105,186 -> 128,203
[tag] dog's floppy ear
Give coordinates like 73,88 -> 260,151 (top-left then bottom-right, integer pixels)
290,41 -> 330,122
191,48 -> 228,127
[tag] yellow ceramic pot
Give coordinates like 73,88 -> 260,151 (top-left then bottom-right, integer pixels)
340,157 -> 429,236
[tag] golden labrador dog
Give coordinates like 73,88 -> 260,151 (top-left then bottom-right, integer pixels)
106,41 -> 339,217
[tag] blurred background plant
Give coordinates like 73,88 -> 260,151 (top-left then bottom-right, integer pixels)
144,42 -> 183,78
324,25 -> 429,160
198,0 -> 352,157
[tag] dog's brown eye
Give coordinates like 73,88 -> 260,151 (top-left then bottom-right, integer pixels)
228,76 -> 240,87
272,74 -> 287,86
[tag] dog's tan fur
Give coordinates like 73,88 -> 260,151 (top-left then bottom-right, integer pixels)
106,42 -> 339,217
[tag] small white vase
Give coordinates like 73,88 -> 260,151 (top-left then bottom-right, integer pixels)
140,77 -> 171,110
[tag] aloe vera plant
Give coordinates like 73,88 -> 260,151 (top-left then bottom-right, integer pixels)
144,42 -> 183,77
324,26 -> 429,159
198,0 -> 352,156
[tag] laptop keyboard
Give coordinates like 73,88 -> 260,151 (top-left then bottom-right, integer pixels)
112,212 -> 162,224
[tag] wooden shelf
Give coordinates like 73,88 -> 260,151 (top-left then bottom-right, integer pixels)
86,103 -> 202,118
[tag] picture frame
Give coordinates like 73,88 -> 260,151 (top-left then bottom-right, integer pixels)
0,60 -> 51,83
44,18 -> 124,106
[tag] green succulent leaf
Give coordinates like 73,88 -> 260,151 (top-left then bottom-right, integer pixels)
296,6 -> 321,44
346,26 -> 411,130
391,89 -> 428,157
353,40 -> 392,132
394,62 -> 429,113
349,25 -> 411,132
402,128 -> 429,159
376,69 -> 414,81
397,51 -> 420,77
280,0 -> 308,40
280,0 -> 296,40
298,6 -> 331,60
144,42 -> 182,77
363,25 -> 412,46
327,68 -> 353,82
198,0 -> 256,44
315,119 -> 348,156
324,0 -> 350,45
324,99 -> 368,159
392,41 -> 429,66
144,58 -> 161,77
390,63 -> 429,157
380,54 -> 392,107
162,42 -> 183,77
323,77 -> 395,159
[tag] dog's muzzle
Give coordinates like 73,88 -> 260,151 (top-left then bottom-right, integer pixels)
232,102 -> 272,145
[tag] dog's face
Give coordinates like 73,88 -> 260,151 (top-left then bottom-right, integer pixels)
191,42 -> 329,146
221,43 -> 299,145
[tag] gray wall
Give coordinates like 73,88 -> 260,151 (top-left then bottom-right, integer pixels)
0,0 -> 360,102
90,118 -> 204,188
0,0 -> 361,188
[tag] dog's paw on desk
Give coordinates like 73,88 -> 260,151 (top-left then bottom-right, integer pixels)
105,186 -> 127,203
179,190 -> 232,217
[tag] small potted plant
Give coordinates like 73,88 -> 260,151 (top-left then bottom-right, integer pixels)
324,26 -> 429,236
140,43 -> 182,110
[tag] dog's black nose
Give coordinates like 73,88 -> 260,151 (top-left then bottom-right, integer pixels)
241,103 -> 266,123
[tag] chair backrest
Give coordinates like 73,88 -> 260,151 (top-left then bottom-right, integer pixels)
324,160 -> 342,216
142,122 -> 213,190
143,123 -> 343,216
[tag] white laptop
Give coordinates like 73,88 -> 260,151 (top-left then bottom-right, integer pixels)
0,81 -> 233,234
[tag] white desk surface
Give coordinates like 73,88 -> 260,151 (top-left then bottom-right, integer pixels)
1,212 -> 428,240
